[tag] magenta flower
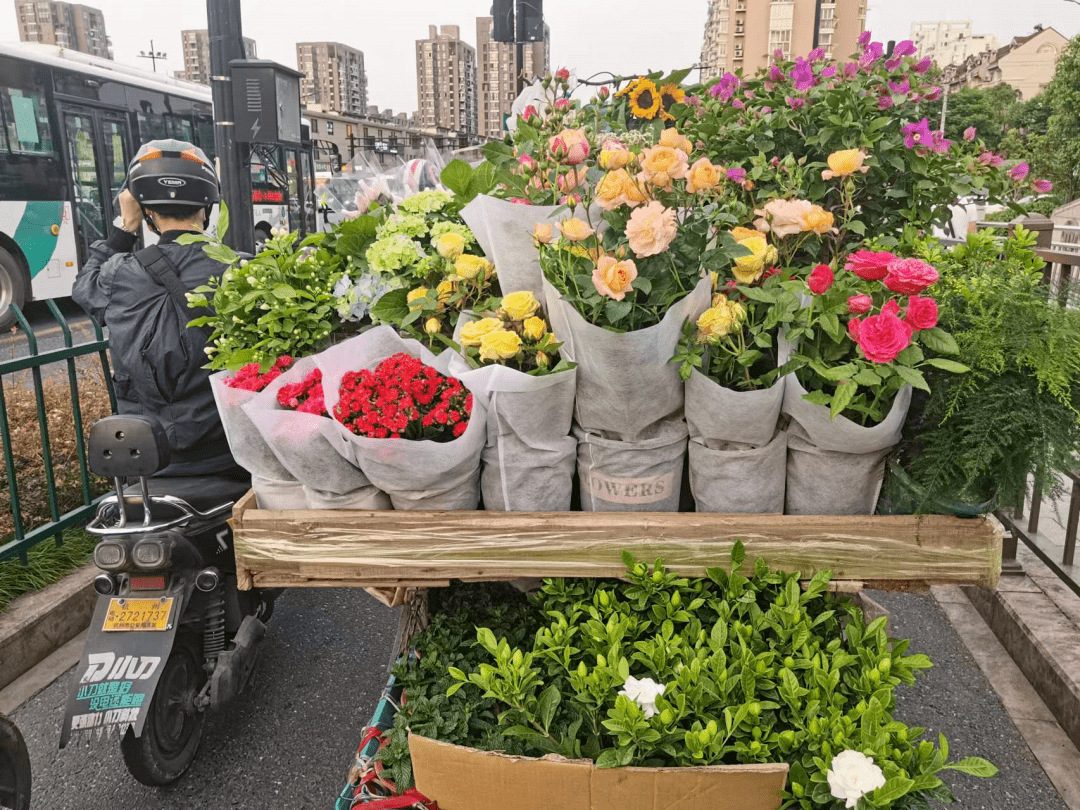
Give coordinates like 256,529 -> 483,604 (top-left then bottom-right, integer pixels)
843,62 -> 859,79
744,89 -> 756,99
808,47 -> 826,62
732,98 -> 745,109
860,42 -> 884,68
901,118 -> 933,149
978,152 -> 1005,167
930,131 -> 952,153
858,30 -> 872,47
789,58 -> 815,91
963,127 -> 977,142
878,95 -> 894,110
885,56 -> 903,72
821,65 -> 837,79
710,72 -> 741,102
923,86 -> 942,101
913,57 -> 933,74
726,167 -> 747,184
1032,178 -> 1054,193
786,96 -> 806,110
760,106 -> 772,114
1009,162 -> 1030,181
895,40 -> 917,57
910,93 -> 923,103
887,78 -> 911,95
768,64 -> 785,83
773,48 -> 786,60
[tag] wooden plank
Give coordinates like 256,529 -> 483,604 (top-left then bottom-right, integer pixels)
233,507 -> 1002,590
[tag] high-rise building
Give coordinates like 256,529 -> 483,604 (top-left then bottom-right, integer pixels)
415,25 -> 478,139
296,42 -> 368,116
475,16 -> 549,140
15,0 -> 111,59
700,0 -> 867,80
175,29 -> 256,85
910,21 -> 998,68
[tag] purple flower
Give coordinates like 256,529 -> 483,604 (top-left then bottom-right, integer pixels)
887,78 -> 911,95
930,131 -> 952,153
858,30 -> 872,47
773,48 -> 786,60
901,117 -> 933,149
821,65 -> 837,79
760,106 -> 772,114
913,57 -> 933,74
744,89 -> 756,99
860,42 -> 884,68
789,58 -> 815,91
878,95 -> 894,110
843,62 -> 859,78
885,56 -> 903,72
963,127 -> 977,142
978,152 -> 1005,167
786,96 -> 806,110
726,167 -> 747,184
710,72 -> 742,102
1009,162 -> 1030,181
732,98 -> 745,109
808,47 -> 826,62
1032,178 -> 1054,193
894,40 -> 917,57
769,65 -> 785,82
923,85 -> 942,102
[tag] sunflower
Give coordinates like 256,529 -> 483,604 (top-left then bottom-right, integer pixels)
628,78 -> 661,119
657,82 -> 685,121
614,77 -> 642,98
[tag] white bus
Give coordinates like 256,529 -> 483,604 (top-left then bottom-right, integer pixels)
0,41 -> 319,329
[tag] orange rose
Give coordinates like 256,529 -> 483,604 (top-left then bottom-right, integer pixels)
559,218 -> 595,242
592,256 -> 638,300
659,128 -> 693,155
637,145 -> 688,189
802,205 -> 837,235
685,157 -> 721,194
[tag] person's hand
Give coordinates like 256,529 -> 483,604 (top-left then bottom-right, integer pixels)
118,189 -> 142,233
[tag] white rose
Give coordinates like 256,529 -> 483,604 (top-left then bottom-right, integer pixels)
617,676 -> 666,719
827,750 -> 887,809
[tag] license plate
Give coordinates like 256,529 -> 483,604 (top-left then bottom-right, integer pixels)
102,598 -> 174,632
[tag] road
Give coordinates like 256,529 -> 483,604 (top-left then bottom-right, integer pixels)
7,586 -> 1069,809
1,298 -> 98,360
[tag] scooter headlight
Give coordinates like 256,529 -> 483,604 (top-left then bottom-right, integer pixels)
94,541 -> 126,570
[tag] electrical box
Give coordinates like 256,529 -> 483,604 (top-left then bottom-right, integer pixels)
230,59 -> 304,145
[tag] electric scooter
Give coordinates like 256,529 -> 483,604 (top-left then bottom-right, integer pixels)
60,414 -> 274,785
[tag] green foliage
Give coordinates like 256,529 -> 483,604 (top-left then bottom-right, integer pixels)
0,528 -> 97,613
911,85 -> 1020,152
900,228 -> 1080,507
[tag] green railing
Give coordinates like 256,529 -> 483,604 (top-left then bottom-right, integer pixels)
0,301 -> 115,564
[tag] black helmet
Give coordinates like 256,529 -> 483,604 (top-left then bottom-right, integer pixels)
126,139 -> 220,210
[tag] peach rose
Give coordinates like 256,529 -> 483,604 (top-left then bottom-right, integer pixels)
754,199 -> 813,238
598,139 -> 632,170
595,170 -> 629,211
637,145 -> 689,189
533,222 -> 553,244
557,166 -> 588,193
731,226 -> 761,241
685,157 -> 722,194
558,218 -> 595,242
592,256 -> 639,300
548,128 -> 590,165
659,128 -> 693,155
822,149 -> 869,180
802,205 -> 837,235
625,201 -> 678,257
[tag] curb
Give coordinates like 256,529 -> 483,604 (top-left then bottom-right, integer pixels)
963,581 -> 1080,753
0,563 -> 95,691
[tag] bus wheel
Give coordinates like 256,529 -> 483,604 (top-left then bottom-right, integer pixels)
0,248 -> 27,332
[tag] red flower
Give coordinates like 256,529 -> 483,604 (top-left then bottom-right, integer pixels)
855,310 -> 912,363
884,258 -> 939,295
847,294 -> 872,314
904,295 -> 938,331
881,299 -> 901,317
277,368 -> 326,416
224,355 -> 294,392
807,264 -> 834,295
847,318 -> 862,341
844,250 -> 896,281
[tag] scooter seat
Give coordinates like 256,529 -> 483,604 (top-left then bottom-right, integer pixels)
120,472 -> 252,517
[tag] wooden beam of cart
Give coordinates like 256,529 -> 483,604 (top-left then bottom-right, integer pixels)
231,491 -> 1002,591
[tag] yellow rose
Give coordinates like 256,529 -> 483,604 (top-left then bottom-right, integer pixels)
732,235 -> 777,284
424,317 -> 442,335
730,226 -> 762,242
533,222 -> 553,245
436,279 -> 456,304
501,290 -> 540,321
523,316 -> 547,341
659,127 -> 693,155
685,157 -> 721,194
558,218 -> 594,242
407,287 -> 429,310
598,139 -> 632,170
455,254 -> 492,280
696,296 -> 745,342
460,317 -> 504,347
479,329 -> 523,361
595,169 -> 628,211
637,145 -> 688,189
802,205 -> 836,235
710,270 -> 719,291
822,149 -> 868,180
436,232 -> 466,259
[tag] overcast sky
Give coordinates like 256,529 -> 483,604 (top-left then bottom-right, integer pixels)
2,1 -> 1077,114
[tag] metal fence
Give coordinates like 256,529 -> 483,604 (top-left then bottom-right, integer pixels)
0,302 -> 115,564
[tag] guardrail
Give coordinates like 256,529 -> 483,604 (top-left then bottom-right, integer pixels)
0,302 -> 115,564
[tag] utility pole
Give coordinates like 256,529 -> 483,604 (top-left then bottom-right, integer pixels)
136,40 -> 166,72
207,0 -> 254,252
940,89 -> 948,132
515,0 -> 526,96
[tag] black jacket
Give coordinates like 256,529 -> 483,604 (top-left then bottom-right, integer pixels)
72,229 -> 240,477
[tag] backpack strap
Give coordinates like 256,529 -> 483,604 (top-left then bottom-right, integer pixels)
134,244 -> 214,341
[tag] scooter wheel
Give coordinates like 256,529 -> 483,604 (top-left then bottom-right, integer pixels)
120,636 -> 206,786
0,713 -> 32,810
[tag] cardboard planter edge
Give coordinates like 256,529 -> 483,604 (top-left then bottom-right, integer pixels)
409,734 -> 790,810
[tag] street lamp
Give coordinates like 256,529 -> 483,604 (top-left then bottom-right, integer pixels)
137,40 -> 167,72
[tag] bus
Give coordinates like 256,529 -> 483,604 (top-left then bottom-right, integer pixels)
0,41 -> 319,329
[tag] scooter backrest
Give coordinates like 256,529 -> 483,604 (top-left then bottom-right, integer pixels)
88,415 -> 171,477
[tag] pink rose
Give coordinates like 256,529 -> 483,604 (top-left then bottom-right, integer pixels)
884,258 -> 939,294
807,264 -> 834,295
844,250 -> 896,281
548,128 -> 590,165
517,154 -> 537,173
882,299 -> 901,317
905,295 -> 938,330
555,67 -> 571,82
856,310 -> 912,363
847,294 -> 873,314
508,197 -> 532,205
848,317 -> 862,341
625,201 -> 678,257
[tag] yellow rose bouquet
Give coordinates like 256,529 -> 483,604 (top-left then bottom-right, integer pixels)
458,291 -> 572,377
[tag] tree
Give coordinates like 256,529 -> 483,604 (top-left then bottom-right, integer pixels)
1042,35 -> 1080,202
912,85 -> 1019,152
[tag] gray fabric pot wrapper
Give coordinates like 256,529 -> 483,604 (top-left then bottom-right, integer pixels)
576,419 -> 687,512
250,475 -> 308,509
211,371 -> 296,483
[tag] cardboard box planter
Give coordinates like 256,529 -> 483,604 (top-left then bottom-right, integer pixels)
409,735 -> 790,810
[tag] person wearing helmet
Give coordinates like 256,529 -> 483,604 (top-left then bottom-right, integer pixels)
72,139 -> 243,478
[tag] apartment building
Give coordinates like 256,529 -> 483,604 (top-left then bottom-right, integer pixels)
475,16 -> 549,139
941,25 -> 1070,101
415,25 -> 478,140
175,29 -> 256,85
297,42 -> 368,116
15,0 -> 111,59
700,0 -> 866,79
910,20 -> 998,68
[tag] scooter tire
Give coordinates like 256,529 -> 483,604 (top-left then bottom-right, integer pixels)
120,636 -> 206,786
0,713 -> 32,810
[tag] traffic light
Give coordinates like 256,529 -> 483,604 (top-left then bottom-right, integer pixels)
492,0 -> 514,42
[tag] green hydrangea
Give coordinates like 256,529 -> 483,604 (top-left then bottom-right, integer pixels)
366,235 -> 424,273
376,213 -> 429,240
399,190 -> 452,215
429,220 -> 476,248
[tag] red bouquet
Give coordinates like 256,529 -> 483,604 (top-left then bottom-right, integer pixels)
223,355 -> 293,392
334,352 -> 472,441
276,368 -> 327,416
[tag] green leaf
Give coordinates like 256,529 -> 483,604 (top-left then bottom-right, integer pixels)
943,757 -> 999,777
871,776 -> 915,804
830,381 -> 858,420
605,299 -> 633,324
441,159 -> 473,196
538,685 -> 561,733
893,365 -> 930,392
595,749 -> 623,769
370,288 -> 410,325
217,201 -> 230,240
731,540 -> 746,570
852,369 -> 880,386
922,358 -> 970,374
919,327 -> 960,354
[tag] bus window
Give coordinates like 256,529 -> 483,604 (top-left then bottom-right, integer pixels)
285,148 -> 300,232
63,111 -> 107,249
127,88 -> 168,143
164,94 -> 194,142
194,109 -> 215,161
1,87 -> 55,155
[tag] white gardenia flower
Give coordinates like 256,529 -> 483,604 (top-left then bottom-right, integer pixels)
827,750 -> 887,809
618,676 -> 666,719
